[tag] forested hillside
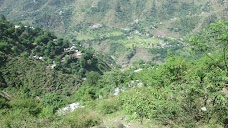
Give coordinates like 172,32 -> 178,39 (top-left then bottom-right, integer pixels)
0,15 -> 113,117
0,0 -> 227,36
0,16 -> 227,127
0,0 -> 227,66
0,0 -> 228,127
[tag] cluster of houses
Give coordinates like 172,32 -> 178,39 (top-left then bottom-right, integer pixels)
30,45 -> 83,69
64,46 -> 82,59
64,46 -> 78,52
61,46 -> 83,63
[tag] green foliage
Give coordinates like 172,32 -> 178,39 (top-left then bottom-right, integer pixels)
40,93 -> 67,114
116,21 -> 228,125
96,98 -> 121,114
119,87 -> 182,123
73,72 -> 102,101
182,56 -> 228,123
0,97 -> 9,109
189,20 -> 228,72
9,97 -> 42,116
171,16 -> 200,35
0,12 -> 227,128
0,41 -> 8,51
0,17 -> 111,78
1,57 -> 81,95
73,85 -> 95,102
0,93 -> 42,127
85,71 -> 101,86
64,108 -> 101,128
73,69 -> 133,101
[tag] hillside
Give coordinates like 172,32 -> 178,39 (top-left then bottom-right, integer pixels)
0,19 -> 227,128
0,0 -> 227,36
0,0 -> 227,66
0,1 -> 228,127
0,16 -> 115,127
0,16 -> 114,95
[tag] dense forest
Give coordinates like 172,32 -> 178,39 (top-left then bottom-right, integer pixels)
0,14 -> 227,128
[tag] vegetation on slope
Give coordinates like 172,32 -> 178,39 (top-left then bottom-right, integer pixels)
0,16 -> 227,128
72,20 -> 228,127
0,15 -> 113,76
1,0 -> 227,36
1,0 -> 227,66
0,16 -> 113,127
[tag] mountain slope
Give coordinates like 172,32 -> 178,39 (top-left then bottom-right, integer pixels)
0,11 -> 227,127
0,0 -> 227,37
1,0 -> 227,66
0,16 -> 113,94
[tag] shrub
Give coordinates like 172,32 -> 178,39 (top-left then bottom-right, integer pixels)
64,108 -> 101,128
9,97 -> 42,116
119,87 -> 183,124
96,97 -> 122,114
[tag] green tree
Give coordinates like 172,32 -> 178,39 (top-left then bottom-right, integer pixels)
187,20 -> 228,124
189,20 -> 228,72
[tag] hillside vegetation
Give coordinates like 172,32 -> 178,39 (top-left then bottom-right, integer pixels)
0,15 -> 227,127
0,15 -> 114,119
1,0 -> 227,36
1,0 -> 227,66
0,0 -> 228,127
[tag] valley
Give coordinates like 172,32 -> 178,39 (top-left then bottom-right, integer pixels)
1,0 -> 227,66
0,0 -> 228,128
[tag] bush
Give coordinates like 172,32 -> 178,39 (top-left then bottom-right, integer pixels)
9,97 -> 42,116
96,97 -> 122,114
64,108 -> 101,128
119,87 -> 183,124
0,97 -> 9,109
